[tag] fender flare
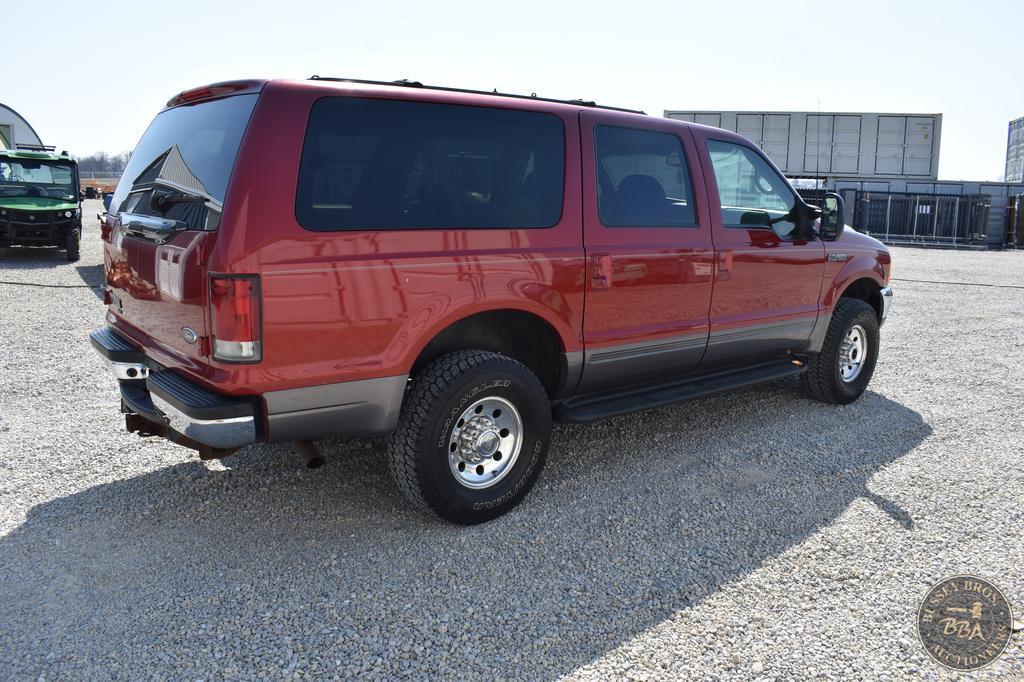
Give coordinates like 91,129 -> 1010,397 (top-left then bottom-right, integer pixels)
808,258 -> 886,353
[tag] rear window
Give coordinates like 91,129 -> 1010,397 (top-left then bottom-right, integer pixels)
110,94 -> 257,219
296,97 -> 565,230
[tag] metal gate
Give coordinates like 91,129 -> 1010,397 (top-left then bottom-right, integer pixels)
1008,195 -> 1024,248
852,192 -> 991,245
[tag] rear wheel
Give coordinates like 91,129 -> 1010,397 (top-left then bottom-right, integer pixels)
387,350 -> 551,524
65,227 -> 81,262
801,298 -> 880,404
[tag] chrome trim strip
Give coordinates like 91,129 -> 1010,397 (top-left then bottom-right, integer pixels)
577,331 -> 709,394
588,333 -> 707,364
707,318 -> 813,345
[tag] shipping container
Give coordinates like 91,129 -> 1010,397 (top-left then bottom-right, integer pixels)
664,110 -> 942,181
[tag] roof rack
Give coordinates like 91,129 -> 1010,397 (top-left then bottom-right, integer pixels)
308,76 -> 646,115
15,143 -> 56,152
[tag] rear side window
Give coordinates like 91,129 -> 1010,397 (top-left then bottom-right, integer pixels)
111,94 -> 258,221
595,126 -> 696,227
296,98 -> 565,230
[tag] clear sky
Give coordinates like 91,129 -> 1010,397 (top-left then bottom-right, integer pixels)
5,0 -> 1022,180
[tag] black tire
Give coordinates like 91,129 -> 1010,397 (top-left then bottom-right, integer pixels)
387,350 -> 551,524
801,298 -> 880,405
65,227 -> 81,262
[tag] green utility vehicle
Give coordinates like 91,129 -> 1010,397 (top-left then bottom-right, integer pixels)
0,145 -> 82,261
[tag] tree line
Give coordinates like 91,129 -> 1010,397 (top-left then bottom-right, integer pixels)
76,151 -> 131,174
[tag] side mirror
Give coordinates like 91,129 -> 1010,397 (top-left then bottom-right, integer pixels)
739,210 -> 772,227
791,201 -> 819,240
819,192 -> 845,241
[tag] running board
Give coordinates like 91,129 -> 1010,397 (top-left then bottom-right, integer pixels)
555,361 -> 806,423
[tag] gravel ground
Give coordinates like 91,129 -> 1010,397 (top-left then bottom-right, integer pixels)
1,207 -> 1022,679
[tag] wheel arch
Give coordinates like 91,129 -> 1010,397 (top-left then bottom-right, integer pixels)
409,308 -> 577,399
809,265 -> 884,353
837,275 -> 884,320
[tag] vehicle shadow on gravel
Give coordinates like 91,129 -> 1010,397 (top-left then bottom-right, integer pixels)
0,249 -> 103,298
0,246 -> 68,266
0,385 -> 930,678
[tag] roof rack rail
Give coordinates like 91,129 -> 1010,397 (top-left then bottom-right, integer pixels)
307,76 -> 646,115
15,143 -> 56,152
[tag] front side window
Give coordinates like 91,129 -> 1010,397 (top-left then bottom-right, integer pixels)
707,140 -> 798,237
595,126 -> 695,227
296,98 -> 565,230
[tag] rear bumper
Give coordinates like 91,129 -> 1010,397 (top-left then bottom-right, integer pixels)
90,326 -> 409,451
90,327 -> 258,452
880,286 -> 893,324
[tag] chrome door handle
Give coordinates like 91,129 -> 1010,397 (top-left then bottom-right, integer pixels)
717,250 -> 733,281
591,254 -> 612,289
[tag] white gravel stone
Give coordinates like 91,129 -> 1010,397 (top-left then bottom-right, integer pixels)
1,210 -> 1022,678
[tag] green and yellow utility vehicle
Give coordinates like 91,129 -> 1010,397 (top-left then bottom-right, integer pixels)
0,145 -> 82,261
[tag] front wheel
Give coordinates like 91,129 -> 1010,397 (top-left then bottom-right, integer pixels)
65,227 -> 81,262
801,298 -> 880,404
387,350 -> 551,524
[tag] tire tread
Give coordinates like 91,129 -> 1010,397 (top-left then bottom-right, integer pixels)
386,349 -> 543,517
65,228 -> 81,262
801,298 -> 876,404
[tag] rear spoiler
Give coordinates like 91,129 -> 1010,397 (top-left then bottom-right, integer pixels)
165,80 -> 266,108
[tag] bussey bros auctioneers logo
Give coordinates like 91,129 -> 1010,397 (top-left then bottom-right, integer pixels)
917,575 -> 1013,671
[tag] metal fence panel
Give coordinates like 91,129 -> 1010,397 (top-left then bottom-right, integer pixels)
852,191 -> 990,245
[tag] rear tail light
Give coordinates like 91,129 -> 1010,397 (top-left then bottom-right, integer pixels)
209,275 -> 262,362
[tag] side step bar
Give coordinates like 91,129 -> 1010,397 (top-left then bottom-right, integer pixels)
555,361 -> 806,423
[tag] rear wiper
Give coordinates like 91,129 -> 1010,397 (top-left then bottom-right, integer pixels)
150,186 -> 216,213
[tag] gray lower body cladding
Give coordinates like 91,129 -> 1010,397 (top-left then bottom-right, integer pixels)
263,375 -> 408,442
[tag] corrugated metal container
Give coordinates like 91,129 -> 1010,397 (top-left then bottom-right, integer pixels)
664,110 -> 942,180
1005,116 -> 1024,183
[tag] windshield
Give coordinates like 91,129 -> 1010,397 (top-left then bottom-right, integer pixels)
0,159 -> 77,201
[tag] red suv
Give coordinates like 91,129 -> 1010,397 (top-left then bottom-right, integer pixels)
91,78 -> 893,524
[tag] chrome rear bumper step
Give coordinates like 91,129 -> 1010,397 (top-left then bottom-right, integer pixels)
90,327 -> 259,454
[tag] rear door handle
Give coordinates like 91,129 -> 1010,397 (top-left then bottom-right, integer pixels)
717,250 -> 733,281
591,253 -> 612,289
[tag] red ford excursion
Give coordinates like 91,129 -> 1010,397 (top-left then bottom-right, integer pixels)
91,78 -> 893,524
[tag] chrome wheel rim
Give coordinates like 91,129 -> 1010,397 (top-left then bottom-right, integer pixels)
839,324 -> 867,383
448,396 -> 523,489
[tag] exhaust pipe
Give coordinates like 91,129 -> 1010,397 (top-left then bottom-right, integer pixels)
294,440 -> 325,469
